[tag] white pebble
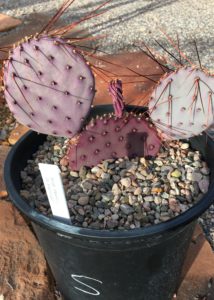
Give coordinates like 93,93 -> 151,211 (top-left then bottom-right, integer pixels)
144,196 -> 153,202
181,143 -> 189,149
120,177 -> 131,188
112,183 -> 121,195
70,171 -> 79,177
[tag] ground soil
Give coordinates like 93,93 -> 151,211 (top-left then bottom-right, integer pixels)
0,201 -> 56,300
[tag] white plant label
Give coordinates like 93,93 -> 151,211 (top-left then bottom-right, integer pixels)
39,163 -> 70,220
71,274 -> 102,296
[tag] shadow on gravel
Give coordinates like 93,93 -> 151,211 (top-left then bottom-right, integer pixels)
88,0 -> 178,35
0,0 -> 50,10
0,0 -> 177,15
0,0 -> 178,34
147,35 -> 214,69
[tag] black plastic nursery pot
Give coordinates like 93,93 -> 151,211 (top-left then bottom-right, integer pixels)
4,105 -> 214,300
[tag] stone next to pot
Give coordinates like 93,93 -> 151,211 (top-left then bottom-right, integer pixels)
20,137 -> 209,230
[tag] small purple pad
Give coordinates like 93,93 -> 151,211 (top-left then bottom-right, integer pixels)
66,113 -> 161,170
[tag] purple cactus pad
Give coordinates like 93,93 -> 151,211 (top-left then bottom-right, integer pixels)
3,35 -> 95,138
149,67 -> 214,140
66,113 -> 161,170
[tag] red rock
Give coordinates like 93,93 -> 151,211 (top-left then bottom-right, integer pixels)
0,145 -> 10,190
0,14 -> 22,32
8,124 -> 29,145
60,157 -> 69,167
0,201 -> 55,300
177,225 -> 214,299
92,51 -> 166,106
0,190 -> 8,199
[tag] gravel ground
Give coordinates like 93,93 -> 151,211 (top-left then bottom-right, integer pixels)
0,0 -> 214,70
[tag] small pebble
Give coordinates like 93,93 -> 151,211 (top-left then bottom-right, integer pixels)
144,196 -> 153,202
78,196 -> 89,206
70,171 -> 79,177
154,196 -> 161,205
0,190 -> 8,199
198,178 -> 209,193
192,171 -> 202,182
180,143 -> 189,150
120,204 -> 134,215
101,173 -> 111,180
112,183 -> 121,195
0,129 -> 8,140
171,170 -> 182,178
200,167 -> 210,175
81,180 -> 93,190
154,160 -> 163,166
91,166 -> 102,174
120,177 -> 131,188
113,175 -> 120,182
102,192 -> 114,202
134,187 -> 142,196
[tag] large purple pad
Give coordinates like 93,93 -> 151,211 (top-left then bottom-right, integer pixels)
149,67 -> 214,140
3,36 -> 95,138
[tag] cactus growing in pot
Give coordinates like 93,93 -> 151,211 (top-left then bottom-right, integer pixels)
2,27 -> 214,169
3,3 -> 214,300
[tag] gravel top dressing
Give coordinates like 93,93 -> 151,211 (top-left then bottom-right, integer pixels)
20,136 -> 210,230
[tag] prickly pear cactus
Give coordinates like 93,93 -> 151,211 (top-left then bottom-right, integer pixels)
148,67 -> 214,140
3,35 -> 95,138
66,113 -> 161,170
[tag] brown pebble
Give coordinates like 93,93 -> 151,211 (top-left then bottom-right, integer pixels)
8,124 -> 29,145
60,157 -> 69,167
151,187 -> 163,194
0,190 -> 8,199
